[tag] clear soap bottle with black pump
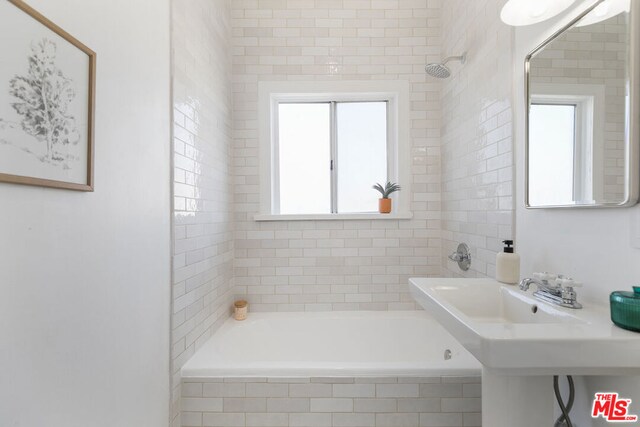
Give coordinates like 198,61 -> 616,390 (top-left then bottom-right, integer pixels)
496,240 -> 520,284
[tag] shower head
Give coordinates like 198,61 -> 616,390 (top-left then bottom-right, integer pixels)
425,53 -> 467,79
425,63 -> 452,78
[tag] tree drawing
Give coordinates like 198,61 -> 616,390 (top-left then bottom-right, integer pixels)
8,38 -> 79,163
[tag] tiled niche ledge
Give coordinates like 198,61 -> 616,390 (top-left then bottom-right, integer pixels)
181,376 -> 481,427
254,213 -> 413,221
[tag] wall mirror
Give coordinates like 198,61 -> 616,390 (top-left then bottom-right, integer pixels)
525,0 -> 639,208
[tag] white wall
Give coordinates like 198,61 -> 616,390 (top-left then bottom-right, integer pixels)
170,0 -> 234,425
514,2 -> 640,425
0,1 -> 172,426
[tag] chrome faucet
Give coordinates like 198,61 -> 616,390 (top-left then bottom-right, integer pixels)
519,272 -> 583,309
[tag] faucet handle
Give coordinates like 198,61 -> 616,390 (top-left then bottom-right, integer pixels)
533,272 -> 557,282
559,278 -> 582,306
556,277 -> 582,288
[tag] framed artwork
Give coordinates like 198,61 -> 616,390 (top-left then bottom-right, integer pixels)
0,0 -> 96,191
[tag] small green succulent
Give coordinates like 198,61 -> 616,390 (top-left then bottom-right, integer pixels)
372,181 -> 401,199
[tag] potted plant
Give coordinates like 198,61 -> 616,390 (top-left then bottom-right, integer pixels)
373,181 -> 401,214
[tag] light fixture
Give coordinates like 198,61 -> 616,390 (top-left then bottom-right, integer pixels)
576,0 -> 630,27
500,0 -> 576,26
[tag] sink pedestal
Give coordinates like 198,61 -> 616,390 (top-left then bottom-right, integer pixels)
483,369 -> 554,427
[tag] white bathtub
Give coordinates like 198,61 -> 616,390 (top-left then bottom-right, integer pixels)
181,311 -> 481,378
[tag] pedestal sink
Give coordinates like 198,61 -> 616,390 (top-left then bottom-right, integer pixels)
409,278 -> 640,427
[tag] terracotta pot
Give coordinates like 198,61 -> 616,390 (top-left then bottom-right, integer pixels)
378,198 -> 392,214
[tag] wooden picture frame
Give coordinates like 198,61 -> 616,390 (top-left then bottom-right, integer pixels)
0,0 -> 96,191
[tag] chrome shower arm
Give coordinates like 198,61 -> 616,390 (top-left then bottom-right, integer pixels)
442,53 -> 467,65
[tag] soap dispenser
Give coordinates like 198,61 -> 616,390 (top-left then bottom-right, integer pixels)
496,240 -> 520,284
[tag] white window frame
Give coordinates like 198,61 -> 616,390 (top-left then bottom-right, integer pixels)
256,80 -> 412,221
531,83 -> 605,203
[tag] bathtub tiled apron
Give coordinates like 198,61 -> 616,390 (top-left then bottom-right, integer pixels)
181,375 -> 481,427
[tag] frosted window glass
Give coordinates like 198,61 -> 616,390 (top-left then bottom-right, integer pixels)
278,103 -> 331,214
529,104 -> 575,205
337,102 -> 388,213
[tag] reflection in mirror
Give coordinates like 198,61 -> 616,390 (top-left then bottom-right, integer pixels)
526,0 -> 637,207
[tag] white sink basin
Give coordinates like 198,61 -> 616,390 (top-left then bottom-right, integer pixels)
429,280 -> 583,324
410,278 -> 640,375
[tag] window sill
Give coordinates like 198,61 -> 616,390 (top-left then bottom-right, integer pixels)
254,213 -> 413,222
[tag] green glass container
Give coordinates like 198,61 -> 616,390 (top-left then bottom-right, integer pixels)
610,286 -> 640,332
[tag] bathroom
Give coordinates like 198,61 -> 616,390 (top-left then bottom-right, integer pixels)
1,0 -> 639,426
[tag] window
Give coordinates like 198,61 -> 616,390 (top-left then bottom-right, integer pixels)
336,102 -> 388,213
277,101 -> 388,214
258,81 -> 411,220
277,103 -> 332,214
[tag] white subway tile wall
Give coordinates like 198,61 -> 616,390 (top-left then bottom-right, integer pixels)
171,0 -> 517,424
182,376 -> 481,427
232,0 -> 444,312
171,0 -> 234,425
440,0 -> 514,278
